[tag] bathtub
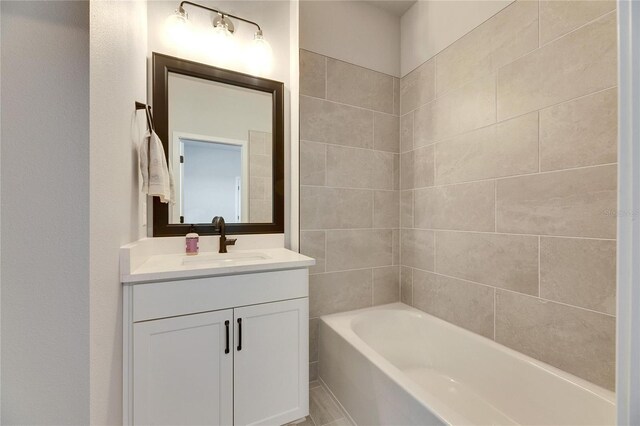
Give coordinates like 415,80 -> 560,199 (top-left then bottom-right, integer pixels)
318,303 -> 615,426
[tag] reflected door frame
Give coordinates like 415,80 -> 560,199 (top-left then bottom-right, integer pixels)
171,131 -> 250,224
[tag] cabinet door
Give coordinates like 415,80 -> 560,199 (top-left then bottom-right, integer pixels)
234,298 -> 309,426
133,310 -> 233,426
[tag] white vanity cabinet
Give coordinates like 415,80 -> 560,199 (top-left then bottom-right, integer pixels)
123,266 -> 310,426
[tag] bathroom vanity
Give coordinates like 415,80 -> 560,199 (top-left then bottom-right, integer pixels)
120,237 -> 314,426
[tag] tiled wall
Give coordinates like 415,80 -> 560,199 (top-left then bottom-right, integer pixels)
299,50 -> 401,379
248,130 -> 273,223
399,0 -> 617,390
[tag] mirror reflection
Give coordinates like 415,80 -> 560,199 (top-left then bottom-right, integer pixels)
167,72 -> 273,224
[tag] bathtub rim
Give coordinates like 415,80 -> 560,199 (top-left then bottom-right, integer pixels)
319,302 -> 615,425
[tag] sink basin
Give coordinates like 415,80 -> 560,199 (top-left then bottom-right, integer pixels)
182,251 -> 270,266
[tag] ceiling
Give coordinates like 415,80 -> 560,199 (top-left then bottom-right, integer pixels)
365,0 -> 417,17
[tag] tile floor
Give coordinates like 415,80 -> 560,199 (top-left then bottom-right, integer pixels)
288,381 -> 353,426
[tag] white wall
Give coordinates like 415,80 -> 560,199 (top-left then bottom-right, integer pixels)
90,1 -> 148,424
169,73 -> 272,142
300,0 -> 401,76
147,0 -> 294,242
401,0 -> 512,76
0,1 -> 90,423
183,142 -> 242,223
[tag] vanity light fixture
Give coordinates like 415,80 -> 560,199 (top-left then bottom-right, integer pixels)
167,1 -> 272,74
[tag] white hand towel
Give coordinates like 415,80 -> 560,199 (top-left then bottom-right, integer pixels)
139,130 -> 175,204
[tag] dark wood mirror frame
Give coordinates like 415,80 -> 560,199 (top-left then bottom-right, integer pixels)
151,52 -> 285,237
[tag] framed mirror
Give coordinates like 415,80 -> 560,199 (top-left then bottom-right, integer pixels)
151,52 -> 284,236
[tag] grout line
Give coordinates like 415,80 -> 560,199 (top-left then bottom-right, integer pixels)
538,8 -> 616,50
402,266 -> 616,318
538,235 -> 541,297
324,57 -> 327,100
493,288 -> 497,341
304,83 -> 617,155
371,268 -> 375,306
301,93 -> 398,117
324,230 -> 327,274
303,161 -> 618,192
538,0 -> 541,49
382,227 -> 615,242
434,56 -> 439,99
300,139 -> 398,155
537,110 -> 541,172
302,47 -> 399,79
494,180 -> 498,232
410,267 -> 414,306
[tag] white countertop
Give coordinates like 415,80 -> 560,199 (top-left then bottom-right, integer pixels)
121,245 -> 315,283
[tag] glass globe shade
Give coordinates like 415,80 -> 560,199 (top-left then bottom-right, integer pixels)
246,32 -> 273,76
210,23 -> 236,64
164,9 -> 192,47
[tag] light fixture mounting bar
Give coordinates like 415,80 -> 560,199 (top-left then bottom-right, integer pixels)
179,1 -> 262,32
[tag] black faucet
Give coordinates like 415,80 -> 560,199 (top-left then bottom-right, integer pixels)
212,216 -> 237,253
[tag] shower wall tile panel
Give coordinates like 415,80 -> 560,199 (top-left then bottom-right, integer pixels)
399,1 -> 617,390
300,51 -> 401,378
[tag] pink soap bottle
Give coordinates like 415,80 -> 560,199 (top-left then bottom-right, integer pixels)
186,225 -> 199,256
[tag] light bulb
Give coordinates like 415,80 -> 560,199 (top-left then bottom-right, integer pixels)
210,21 -> 236,64
246,30 -> 272,75
165,7 -> 192,47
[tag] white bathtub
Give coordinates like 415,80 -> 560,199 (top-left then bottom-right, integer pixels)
319,303 -> 615,426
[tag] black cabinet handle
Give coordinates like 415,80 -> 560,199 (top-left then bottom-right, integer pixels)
224,320 -> 230,354
237,318 -> 242,351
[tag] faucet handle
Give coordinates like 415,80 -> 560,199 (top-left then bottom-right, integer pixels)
226,238 -> 237,246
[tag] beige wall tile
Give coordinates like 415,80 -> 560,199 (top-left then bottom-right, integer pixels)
374,113 -> 400,153
326,229 -> 393,272
413,271 -> 495,339
372,151 -> 395,190
300,96 -> 373,148
495,290 -> 615,390
400,59 -> 436,114
413,145 -> 435,188
326,58 -> 394,113
309,269 -> 372,317
436,0 -> 538,96
400,190 -> 413,229
436,231 -> 539,295
393,153 -> 400,191
540,0 -> 616,45
436,112 -> 539,185
540,237 -> 616,315
392,229 -> 400,266
300,141 -> 326,186
400,267 -> 413,305
496,164 -> 617,238
374,190 -> 400,229
309,318 -> 319,362
249,154 -> 272,178
540,88 -> 617,171
300,230 -> 326,275
250,177 -> 267,200
414,181 -> 496,232
300,186 -> 372,230
400,112 -> 414,153
373,266 -> 400,305
249,199 -> 271,223
326,145 -> 372,189
400,229 -> 435,271
300,49 -> 326,98
393,77 -> 400,115
415,75 -> 496,146
497,12 -> 617,121
400,150 -> 414,190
